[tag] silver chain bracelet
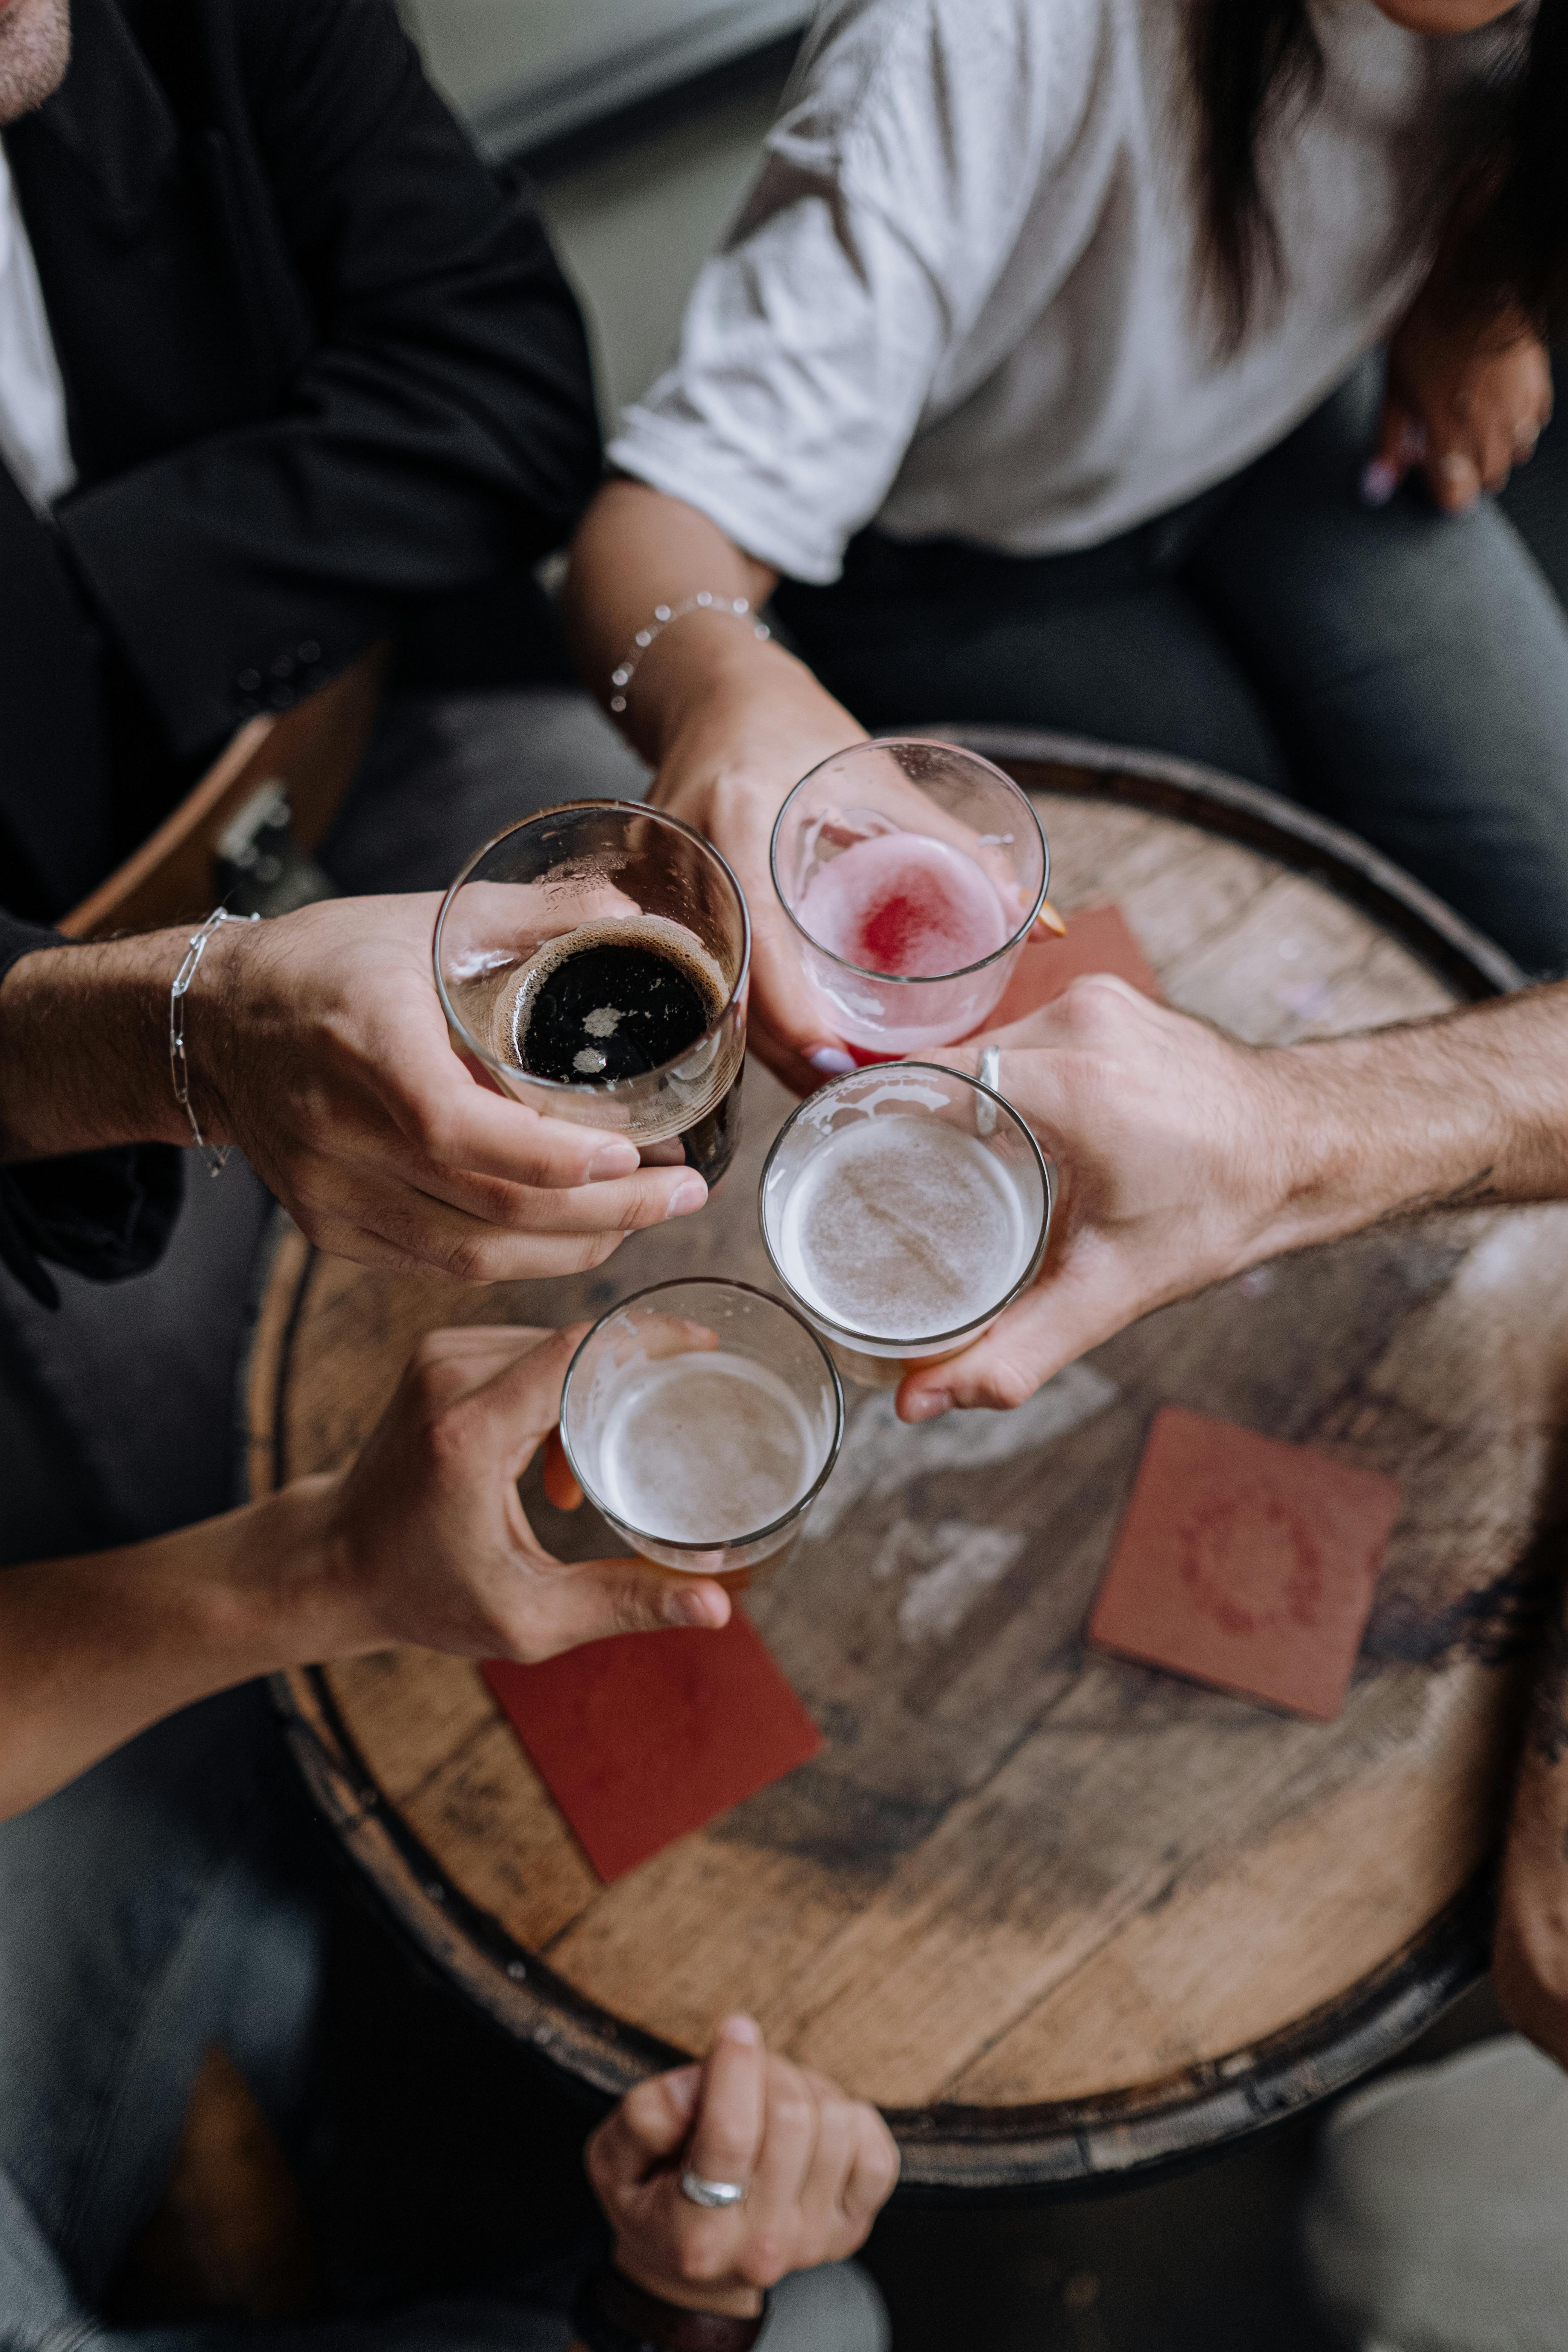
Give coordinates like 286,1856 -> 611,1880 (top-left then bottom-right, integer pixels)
169,906 -> 258,1176
608,590 -> 770,716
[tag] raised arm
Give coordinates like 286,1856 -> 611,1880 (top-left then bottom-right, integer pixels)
0,1324 -> 726,1822
909,972 -> 1568,1423
564,481 -> 865,1090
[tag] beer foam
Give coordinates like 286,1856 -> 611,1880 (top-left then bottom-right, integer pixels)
597,1351 -> 823,1544
775,1115 -> 1032,1341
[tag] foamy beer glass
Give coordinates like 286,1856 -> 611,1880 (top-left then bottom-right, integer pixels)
560,1279 -> 845,1584
760,1064 -> 1053,1388
770,740 -> 1048,1055
434,802 -> 750,1185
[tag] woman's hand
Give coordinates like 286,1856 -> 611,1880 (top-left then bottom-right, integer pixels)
651,665 -> 868,1094
586,2014 -> 899,2320
1366,280 -> 1553,514
564,480 -> 867,1095
329,1325 -> 729,1657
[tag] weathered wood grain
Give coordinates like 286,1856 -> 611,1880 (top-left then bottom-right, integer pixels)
255,747 -> 1565,2191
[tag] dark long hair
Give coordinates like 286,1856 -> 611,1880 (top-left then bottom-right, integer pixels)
1188,0 -> 1568,347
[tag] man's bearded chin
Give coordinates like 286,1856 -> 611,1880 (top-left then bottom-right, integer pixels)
0,0 -> 70,126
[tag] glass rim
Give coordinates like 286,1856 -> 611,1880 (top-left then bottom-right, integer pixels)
559,1275 -> 847,1556
757,1062 -> 1054,1353
432,799 -> 753,1102
769,737 -> 1049,988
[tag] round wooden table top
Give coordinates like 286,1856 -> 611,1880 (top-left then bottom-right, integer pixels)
251,732 -> 1568,2197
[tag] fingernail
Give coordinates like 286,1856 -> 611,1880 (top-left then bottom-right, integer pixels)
903,1389 -> 952,1423
588,1140 -> 640,1180
670,1586 -> 721,1628
806,1046 -> 857,1078
720,2014 -> 762,2047
665,1175 -> 708,1219
1359,458 -> 1397,507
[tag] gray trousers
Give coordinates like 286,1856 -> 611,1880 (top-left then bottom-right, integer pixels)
1304,2037 -> 1568,2352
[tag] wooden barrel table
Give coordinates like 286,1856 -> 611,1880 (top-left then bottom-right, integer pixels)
250,732 -> 1568,2197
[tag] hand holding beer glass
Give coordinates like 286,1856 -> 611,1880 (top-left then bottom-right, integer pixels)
760,1064 -> 1053,1390
560,1279 -> 844,1583
435,802 -> 750,1188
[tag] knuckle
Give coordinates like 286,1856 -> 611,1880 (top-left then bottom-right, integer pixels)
739,2239 -> 791,2290
443,1231 -> 496,1284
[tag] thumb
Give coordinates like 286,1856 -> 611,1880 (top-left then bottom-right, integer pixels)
529,1559 -> 732,1654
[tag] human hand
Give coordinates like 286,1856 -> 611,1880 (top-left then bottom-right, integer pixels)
586,2013 -> 899,2320
328,1324 -> 730,1657
896,977 -> 1311,1422
1365,280 -> 1553,514
196,893 -> 710,1279
652,666 -> 869,1095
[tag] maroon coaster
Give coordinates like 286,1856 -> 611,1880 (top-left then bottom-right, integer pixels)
483,1611 -> 824,1882
1086,1406 -> 1402,1720
988,902 -> 1163,1027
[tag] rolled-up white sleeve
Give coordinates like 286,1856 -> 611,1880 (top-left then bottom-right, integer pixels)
608,0 -> 1065,583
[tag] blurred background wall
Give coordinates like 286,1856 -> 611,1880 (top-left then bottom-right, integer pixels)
403,0 -> 807,423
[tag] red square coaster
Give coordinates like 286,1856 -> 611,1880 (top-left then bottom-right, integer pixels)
1086,1406 -> 1402,1720
483,1611 -> 824,1882
988,903 -> 1163,1028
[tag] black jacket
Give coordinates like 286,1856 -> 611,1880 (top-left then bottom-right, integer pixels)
0,0 -> 603,1300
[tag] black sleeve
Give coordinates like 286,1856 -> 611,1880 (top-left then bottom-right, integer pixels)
57,0 -> 602,761
0,916 -> 183,1308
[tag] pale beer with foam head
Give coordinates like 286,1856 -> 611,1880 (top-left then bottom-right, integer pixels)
560,1280 -> 845,1584
761,1066 -> 1052,1386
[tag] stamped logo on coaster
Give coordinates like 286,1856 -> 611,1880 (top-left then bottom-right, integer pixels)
1087,1406 -> 1403,1720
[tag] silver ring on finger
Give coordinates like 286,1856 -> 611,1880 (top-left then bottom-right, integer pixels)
976,1044 -> 1001,1137
680,2168 -> 747,2209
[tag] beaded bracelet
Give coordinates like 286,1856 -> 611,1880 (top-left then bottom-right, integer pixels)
169,906 -> 258,1176
609,591 -> 770,716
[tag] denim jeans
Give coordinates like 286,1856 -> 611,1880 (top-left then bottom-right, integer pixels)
776,354 -> 1568,980
0,1683 -> 887,2352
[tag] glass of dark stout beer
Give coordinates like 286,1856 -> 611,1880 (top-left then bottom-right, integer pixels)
560,1278 -> 845,1587
433,802 -> 750,1186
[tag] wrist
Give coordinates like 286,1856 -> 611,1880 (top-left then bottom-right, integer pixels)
217,1473 -> 361,1665
612,2251 -> 763,2323
1247,1028 -> 1488,1263
0,931 -> 191,1158
576,2263 -> 769,2352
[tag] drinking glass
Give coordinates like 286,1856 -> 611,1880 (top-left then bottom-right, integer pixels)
770,739 -> 1048,1055
560,1279 -> 845,1585
434,801 -> 750,1185
759,1063 -> 1053,1388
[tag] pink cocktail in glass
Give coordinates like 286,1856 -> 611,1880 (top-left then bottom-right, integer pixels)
771,740 -> 1048,1056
